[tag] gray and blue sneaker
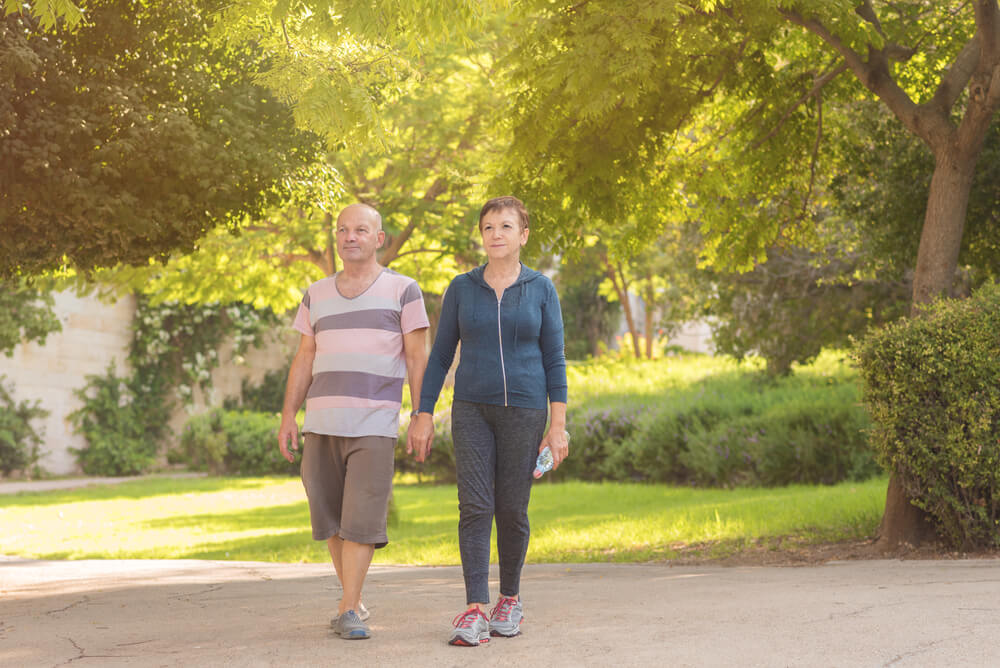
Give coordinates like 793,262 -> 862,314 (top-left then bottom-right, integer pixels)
448,607 -> 490,646
488,596 -> 523,637
333,609 -> 370,639
331,601 -> 369,627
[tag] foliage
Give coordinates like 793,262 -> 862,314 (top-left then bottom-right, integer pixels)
555,245 -> 621,359
0,375 -> 46,477
553,351 -> 878,488
130,298 -> 280,404
0,1 -> 320,276
174,409 -> 296,476
710,244 -> 911,375
829,101 -> 1000,287
856,281 -> 1000,550
70,299 -> 279,475
0,280 -> 61,355
223,368 -> 290,414
69,363 -> 167,476
84,23 -> 507,314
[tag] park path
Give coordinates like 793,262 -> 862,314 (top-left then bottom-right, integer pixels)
3,556 -> 1000,666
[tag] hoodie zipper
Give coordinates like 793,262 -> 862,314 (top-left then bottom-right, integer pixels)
496,293 -> 508,406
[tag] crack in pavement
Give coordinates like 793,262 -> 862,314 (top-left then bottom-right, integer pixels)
882,632 -> 969,666
45,596 -> 89,616
168,583 -> 224,606
54,636 -> 138,666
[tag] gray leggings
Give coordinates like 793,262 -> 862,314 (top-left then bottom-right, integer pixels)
452,400 -> 548,604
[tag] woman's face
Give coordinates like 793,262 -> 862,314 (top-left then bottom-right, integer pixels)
480,208 -> 528,263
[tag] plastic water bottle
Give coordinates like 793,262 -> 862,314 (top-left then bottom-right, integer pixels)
533,431 -> 569,479
533,447 -> 554,479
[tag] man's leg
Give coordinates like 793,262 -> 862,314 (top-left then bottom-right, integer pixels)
337,539 -> 375,616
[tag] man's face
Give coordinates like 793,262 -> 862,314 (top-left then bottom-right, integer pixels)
335,209 -> 384,265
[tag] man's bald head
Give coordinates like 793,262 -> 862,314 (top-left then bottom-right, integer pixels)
338,203 -> 382,231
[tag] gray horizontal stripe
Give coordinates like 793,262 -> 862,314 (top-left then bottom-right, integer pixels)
310,294 -> 399,321
314,309 -> 400,334
307,371 -> 404,402
303,407 -> 400,439
400,281 -> 423,307
313,352 -> 406,378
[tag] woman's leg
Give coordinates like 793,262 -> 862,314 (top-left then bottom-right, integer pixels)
451,400 -> 496,605
493,406 -> 548,598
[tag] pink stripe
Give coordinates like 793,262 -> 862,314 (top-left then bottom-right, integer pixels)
307,396 -> 400,410
292,303 -> 312,336
401,300 -> 430,333
309,277 -> 340,302
316,328 -> 403,357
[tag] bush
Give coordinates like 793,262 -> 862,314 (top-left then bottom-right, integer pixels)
69,364 -> 168,476
223,368 -> 289,413
563,353 -> 878,488
0,376 -> 47,477
856,281 -> 1000,550
176,409 -> 297,476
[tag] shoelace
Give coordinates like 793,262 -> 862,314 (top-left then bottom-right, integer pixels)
489,597 -> 517,622
452,608 -> 486,628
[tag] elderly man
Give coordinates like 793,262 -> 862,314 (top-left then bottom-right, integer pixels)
278,203 -> 432,639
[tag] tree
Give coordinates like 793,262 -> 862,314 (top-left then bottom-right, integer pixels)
500,1 -> 1000,549
0,0 -> 320,276
80,34 -> 505,313
0,280 -> 62,355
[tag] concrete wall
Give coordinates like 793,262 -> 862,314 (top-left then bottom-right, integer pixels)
3,290 -> 296,477
4,290 -> 137,475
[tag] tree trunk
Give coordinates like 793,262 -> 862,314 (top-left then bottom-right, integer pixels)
875,150 -> 977,552
643,274 -> 655,359
604,261 -> 641,358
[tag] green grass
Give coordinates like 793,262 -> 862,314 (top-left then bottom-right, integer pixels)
0,474 -> 887,564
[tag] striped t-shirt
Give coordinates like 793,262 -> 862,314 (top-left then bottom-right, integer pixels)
292,269 -> 430,438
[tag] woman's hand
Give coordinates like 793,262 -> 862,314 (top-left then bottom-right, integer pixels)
540,427 -> 569,470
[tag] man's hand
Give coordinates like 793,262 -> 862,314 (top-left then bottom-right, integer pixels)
407,412 -> 434,463
278,418 -> 300,463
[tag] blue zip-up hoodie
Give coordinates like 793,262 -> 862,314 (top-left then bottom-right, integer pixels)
419,264 -> 568,414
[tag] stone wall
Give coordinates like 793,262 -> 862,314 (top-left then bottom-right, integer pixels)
3,290 -> 296,477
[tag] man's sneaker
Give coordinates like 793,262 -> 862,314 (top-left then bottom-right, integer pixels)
333,609 -> 370,639
448,607 -> 490,646
488,596 -> 523,637
331,602 -> 369,627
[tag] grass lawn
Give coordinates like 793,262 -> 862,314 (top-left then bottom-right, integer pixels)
0,475 -> 887,564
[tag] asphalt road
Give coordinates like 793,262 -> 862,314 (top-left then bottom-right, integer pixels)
3,557 -> 1000,667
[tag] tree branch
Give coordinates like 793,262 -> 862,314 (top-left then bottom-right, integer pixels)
930,34 -> 981,112
781,8 -> 947,148
749,61 -> 846,150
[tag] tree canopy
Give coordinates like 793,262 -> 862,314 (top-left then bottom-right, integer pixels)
0,0 -> 321,277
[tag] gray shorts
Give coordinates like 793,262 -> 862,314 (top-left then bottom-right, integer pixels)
300,433 -> 395,548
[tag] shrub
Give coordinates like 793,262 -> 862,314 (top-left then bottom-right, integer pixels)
223,368 -> 289,413
0,376 -> 47,477
567,353 -> 879,488
176,409 -> 296,476
69,364 -> 168,476
856,281 -> 1000,550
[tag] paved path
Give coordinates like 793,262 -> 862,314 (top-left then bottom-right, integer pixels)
0,473 -> 206,496
3,557 -> 1000,667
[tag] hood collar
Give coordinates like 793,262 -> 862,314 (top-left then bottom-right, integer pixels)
468,263 -> 541,289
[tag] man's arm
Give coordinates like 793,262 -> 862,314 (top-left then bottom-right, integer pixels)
402,327 -> 433,462
278,334 -> 316,463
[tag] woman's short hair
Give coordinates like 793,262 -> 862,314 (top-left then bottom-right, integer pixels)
479,196 -> 529,232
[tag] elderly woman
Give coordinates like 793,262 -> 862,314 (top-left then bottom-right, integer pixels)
411,195 -> 569,646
